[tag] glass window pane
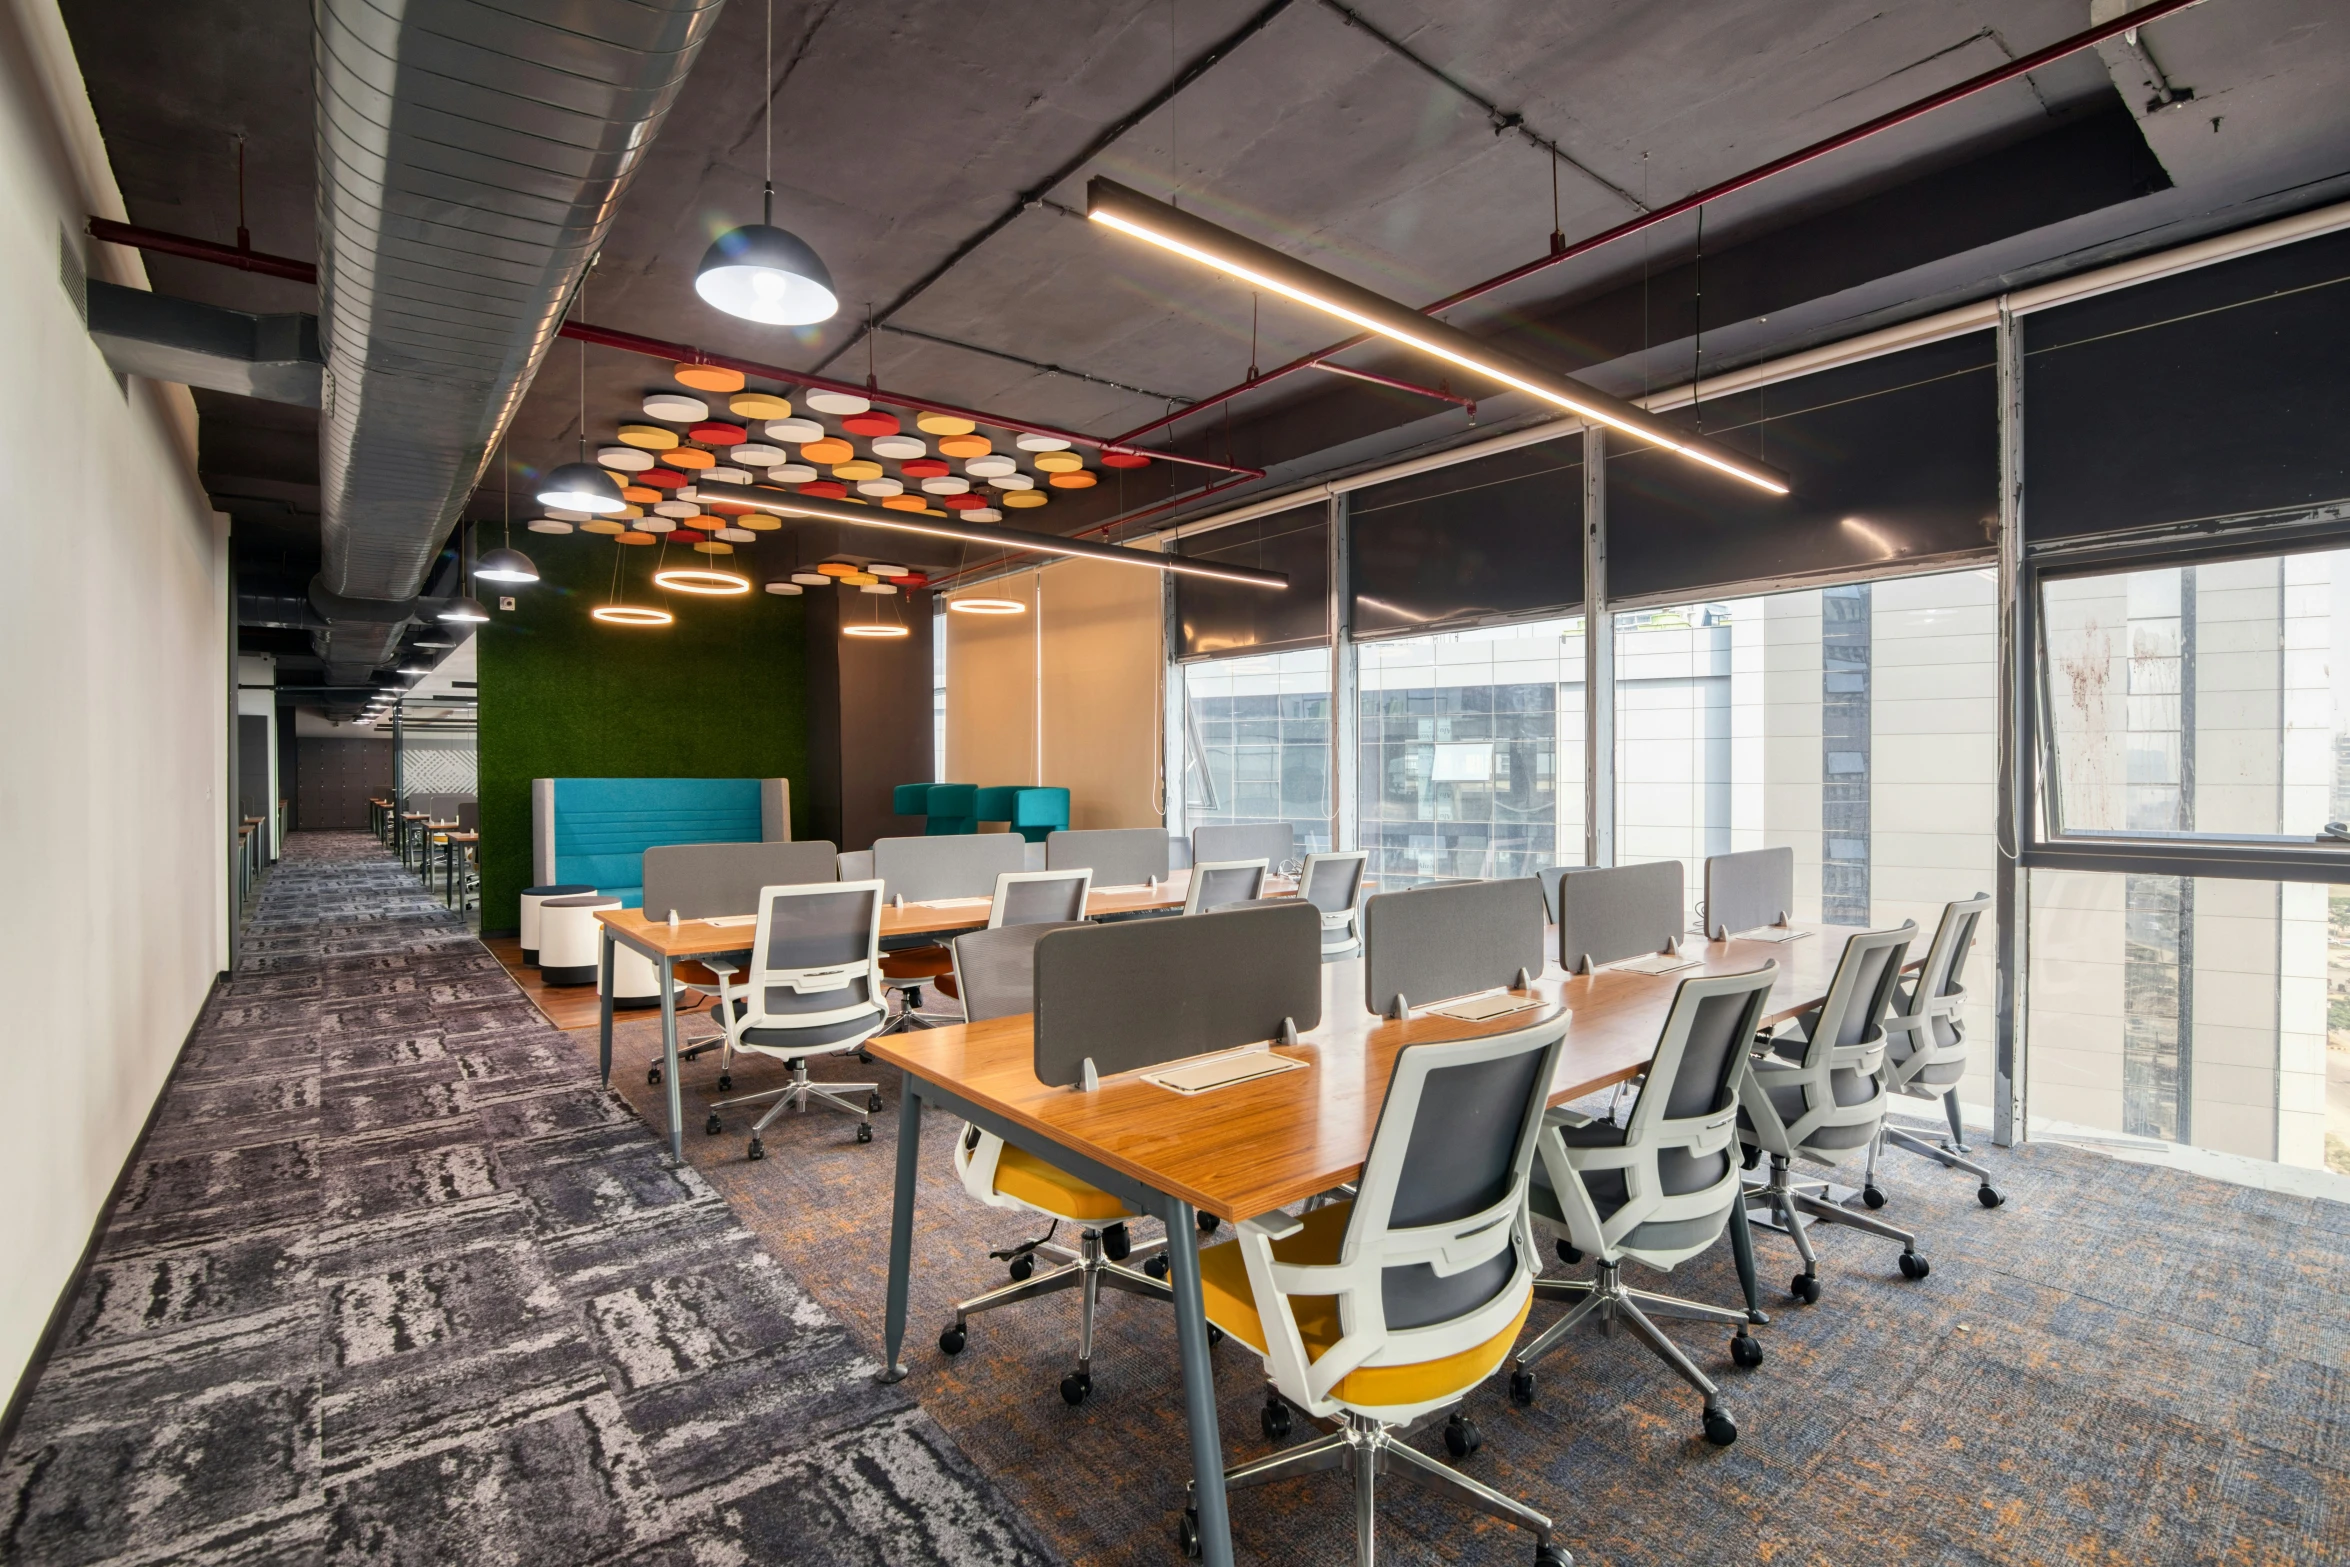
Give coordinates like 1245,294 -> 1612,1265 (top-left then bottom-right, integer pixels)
1181,646 -> 1331,855
2040,549 -> 2350,841
1356,617 -> 1583,887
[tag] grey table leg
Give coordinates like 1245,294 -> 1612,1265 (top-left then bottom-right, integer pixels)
878,1087 -> 924,1384
1728,1182 -> 1768,1324
598,931 -> 616,1086
659,955 -> 684,1163
1165,1198 -> 1233,1567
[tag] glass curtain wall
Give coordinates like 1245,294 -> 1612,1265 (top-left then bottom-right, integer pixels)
1357,618 -> 1584,886
1179,647 -> 1333,854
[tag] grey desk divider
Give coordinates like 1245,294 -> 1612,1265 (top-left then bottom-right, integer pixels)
1046,827 -> 1170,886
1193,822 -> 1295,871
1702,846 -> 1795,939
1535,864 -> 1590,924
1033,902 -> 1322,1089
642,840 -> 839,921
1554,860 -> 1685,972
870,833 -> 1028,903
1362,878 -> 1546,1020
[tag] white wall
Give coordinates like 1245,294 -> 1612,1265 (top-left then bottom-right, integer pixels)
0,0 -> 230,1402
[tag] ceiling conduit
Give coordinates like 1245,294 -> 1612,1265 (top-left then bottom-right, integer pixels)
312,0 -> 724,678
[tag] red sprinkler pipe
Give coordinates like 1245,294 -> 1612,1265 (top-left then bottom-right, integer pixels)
1109,0 -> 2214,448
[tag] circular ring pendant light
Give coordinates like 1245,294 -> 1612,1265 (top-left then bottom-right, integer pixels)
654,565 -> 752,595
593,604 -> 674,626
694,0 -> 837,325
950,596 -> 1026,615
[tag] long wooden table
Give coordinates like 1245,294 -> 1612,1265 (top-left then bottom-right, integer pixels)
868,923 -> 1869,1567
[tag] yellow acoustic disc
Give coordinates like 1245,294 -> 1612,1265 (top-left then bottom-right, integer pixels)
673,362 -> 745,392
619,504 -> 645,519
1048,470 -> 1097,488
833,459 -> 883,481
841,571 -> 879,585
1003,490 -> 1048,508
616,424 -> 678,450
801,437 -> 854,465
728,392 -> 792,419
937,434 -> 991,458
1033,450 -> 1084,472
582,518 -> 627,534
693,539 -> 735,554
616,530 -> 656,545
916,412 -> 976,436
740,513 -> 782,530
881,494 -> 928,511
666,447 -> 714,470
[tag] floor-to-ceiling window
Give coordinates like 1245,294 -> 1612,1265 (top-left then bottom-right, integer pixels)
1179,647 -> 1333,855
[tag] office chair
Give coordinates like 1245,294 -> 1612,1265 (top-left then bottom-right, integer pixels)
1739,922 -> 1928,1301
701,880 -> 888,1156
1297,850 -> 1368,960
1514,964 -> 1781,1446
1862,894 -> 2002,1209
937,920 -> 1173,1404
1187,1017 -> 1572,1567
986,867 -> 1092,928
1183,857 -> 1268,915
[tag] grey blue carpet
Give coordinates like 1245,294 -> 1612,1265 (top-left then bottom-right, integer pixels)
0,833 -> 1055,1566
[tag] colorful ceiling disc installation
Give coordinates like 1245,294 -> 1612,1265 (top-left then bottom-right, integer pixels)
643,392 -> 707,421
800,437 -> 853,464
1003,490 -> 1047,508
617,424 -> 679,449
871,435 -> 925,459
1015,432 -> 1071,451
730,443 -> 786,466
914,412 -> 975,436
728,392 -> 792,419
766,417 -> 825,443
804,390 -> 870,415
666,447 -> 714,470
937,434 -> 991,458
672,362 -> 744,393
597,446 -> 653,470
1101,451 -> 1152,468
840,410 -> 900,436
1048,470 -> 1097,488
1033,450 -> 1083,472
770,463 -> 817,483
687,421 -> 746,445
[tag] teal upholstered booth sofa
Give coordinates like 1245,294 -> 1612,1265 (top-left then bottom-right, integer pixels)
530,777 -> 792,908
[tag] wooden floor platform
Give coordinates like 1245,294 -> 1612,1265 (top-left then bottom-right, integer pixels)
485,934 -> 716,1034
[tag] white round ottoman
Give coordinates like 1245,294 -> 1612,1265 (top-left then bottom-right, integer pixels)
603,933 -> 686,1010
538,894 -> 620,986
519,884 -> 596,965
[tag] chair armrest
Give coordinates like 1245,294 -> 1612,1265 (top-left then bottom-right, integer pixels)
1241,1209 -> 1303,1241
1543,1108 -> 1597,1129
699,958 -> 739,977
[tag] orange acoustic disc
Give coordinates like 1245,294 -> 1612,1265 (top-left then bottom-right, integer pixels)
937,434 -> 991,458
881,494 -> 928,512
673,362 -> 745,393
616,530 -> 656,545
1047,470 -> 1097,488
801,437 -> 854,465
705,500 -> 759,515
621,485 -> 660,505
666,447 -> 715,470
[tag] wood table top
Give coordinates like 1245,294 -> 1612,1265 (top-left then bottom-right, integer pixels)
441,830 -> 479,842
872,924 -> 1878,1223
876,870 -> 1297,938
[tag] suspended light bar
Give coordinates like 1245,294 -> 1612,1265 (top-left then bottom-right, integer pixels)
691,479 -> 1289,590
1084,177 -> 1790,496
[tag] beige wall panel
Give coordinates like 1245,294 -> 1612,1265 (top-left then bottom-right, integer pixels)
945,574 -> 1038,788
1039,557 -> 1163,830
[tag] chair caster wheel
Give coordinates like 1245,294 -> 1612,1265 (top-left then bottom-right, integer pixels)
1261,1398 -> 1292,1441
1978,1185 -> 2004,1208
1556,1240 -> 1582,1265
716,1072 -> 732,1091
938,1324 -> 966,1355
1509,1369 -> 1536,1407
1143,1254 -> 1170,1281
857,1049 -> 874,1064
1444,1412 -> 1482,1458
856,1122 -> 873,1144
1103,1223 -> 1131,1262
1177,1507 -> 1201,1560
1060,1370 -> 1092,1405
746,1137 -> 765,1161
1790,1273 -> 1820,1304
1196,1211 -> 1220,1234
1899,1251 -> 1930,1280
704,1114 -> 723,1136
1862,1184 -> 1886,1209
1008,1255 -> 1035,1283
1535,1546 -> 1573,1567
647,1065 -> 662,1086
1740,1143 -> 1762,1170
1703,1409 -> 1739,1447
868,1092 -> 885,1112
1731,1332 -> 1763,1369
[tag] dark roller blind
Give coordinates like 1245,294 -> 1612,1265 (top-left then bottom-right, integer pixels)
1349,441 -> 1584,639
1175,505 -> 1329,660
2024,227 -> 2350,542
1606,332 -> 1998,603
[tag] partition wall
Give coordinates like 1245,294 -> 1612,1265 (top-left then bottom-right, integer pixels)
1157,210 -> 2350,1179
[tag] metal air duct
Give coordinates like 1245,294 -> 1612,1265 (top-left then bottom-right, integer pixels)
312,0 -> 724,678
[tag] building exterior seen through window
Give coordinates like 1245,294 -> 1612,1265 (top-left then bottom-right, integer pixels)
1180,647 -> 1333,856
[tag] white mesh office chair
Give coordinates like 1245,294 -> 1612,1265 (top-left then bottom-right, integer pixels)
701,880 -> 888,1157
986,867 -> 1092,928
1514,964 -> 1780,1447
1188,1017 -> 1572,1567
1861,894 -> 2002,1209
1298,850 -> 1369,960
1183,858 -> 1268,915
1739,922 -> 1927,1301
938,920 -> 1173,1405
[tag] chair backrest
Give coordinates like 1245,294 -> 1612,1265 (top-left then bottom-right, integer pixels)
989,868 -> 1092,928
1554,860 -> 1683,970
1194,821 -> 1294,871
642,840 -> 840,920
1702,846 -> 1794,938
456,799 -> 480,832
1183,858 -> 1268,914
745,879 -> 885,1028
1299,851 -> 1367,916
1628,964 -> 1780,1138
871,832 -> 1027,901
1362,877 -> 1546,1017
1045,827 -> 1170,885
1032,902 -> 1322,1087
1896,893 -> 1989,1056
951,920 -> 1090,1022
1796,922 -> 1918,1067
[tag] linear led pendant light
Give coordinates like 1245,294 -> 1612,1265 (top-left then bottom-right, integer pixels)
476,439 -> 539,583
690,479 -> 1288,589
1084,177 -> 1790,496
696,0 -> 838,326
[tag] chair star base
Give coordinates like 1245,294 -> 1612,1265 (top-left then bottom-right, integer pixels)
1511,1262 -> 1748,1444
1743,1154 -> 1927,1293
705,1056 -> 882,1154
939,1224 -> 1172,1404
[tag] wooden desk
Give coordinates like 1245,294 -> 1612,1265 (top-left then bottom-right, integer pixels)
439,830 -> 479,908
868,923 -> 1866,1567
876,870 -> 1299,939
398,812 -> 431,869
593,910 -> 766,1161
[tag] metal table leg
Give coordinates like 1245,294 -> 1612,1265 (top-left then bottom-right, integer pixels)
878,1087 -> 924,1384
1164,1198 -> 1233,1567
598,930 -> 616,1085
658,954 -> 684,1163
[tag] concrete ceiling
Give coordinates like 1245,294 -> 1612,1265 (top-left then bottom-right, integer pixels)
60,0 -> 2350,598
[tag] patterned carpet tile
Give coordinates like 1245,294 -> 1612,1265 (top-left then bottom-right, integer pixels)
0,834 -> 1057,1567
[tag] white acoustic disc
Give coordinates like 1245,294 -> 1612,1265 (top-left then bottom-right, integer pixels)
730,443 -> 786,466
964,454 -> 1016,478
804,390 -> 871,415
1014,432 -> 1071,452
770,463 -> 818,483
871,435 -> 926,459
643,392 -> 708,421
920,476 -> 971,495
766,418 -> 826,443
596,447 -> 654,471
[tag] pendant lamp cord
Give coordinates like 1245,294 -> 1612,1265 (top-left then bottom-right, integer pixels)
501,437 -> 512,549
762,0 -> 774,226
233,133 -> 249,252
1691,204 -> 1704,434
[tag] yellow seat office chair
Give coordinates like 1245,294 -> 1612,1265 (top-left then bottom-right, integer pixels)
1187,1016 -> 1573,1567
936,915 -> 1174,1405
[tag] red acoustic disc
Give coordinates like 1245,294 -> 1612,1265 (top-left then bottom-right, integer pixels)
639,468 -> 686,489
840,410 -> 901,437
799,480 -> 849,498
1101,451 -> 1151,468
900,457 -> 950,478
686,422 -> 747,445
939,491 -> 986,510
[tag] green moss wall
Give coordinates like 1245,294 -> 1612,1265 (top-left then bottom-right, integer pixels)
476,543 -> 809,932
